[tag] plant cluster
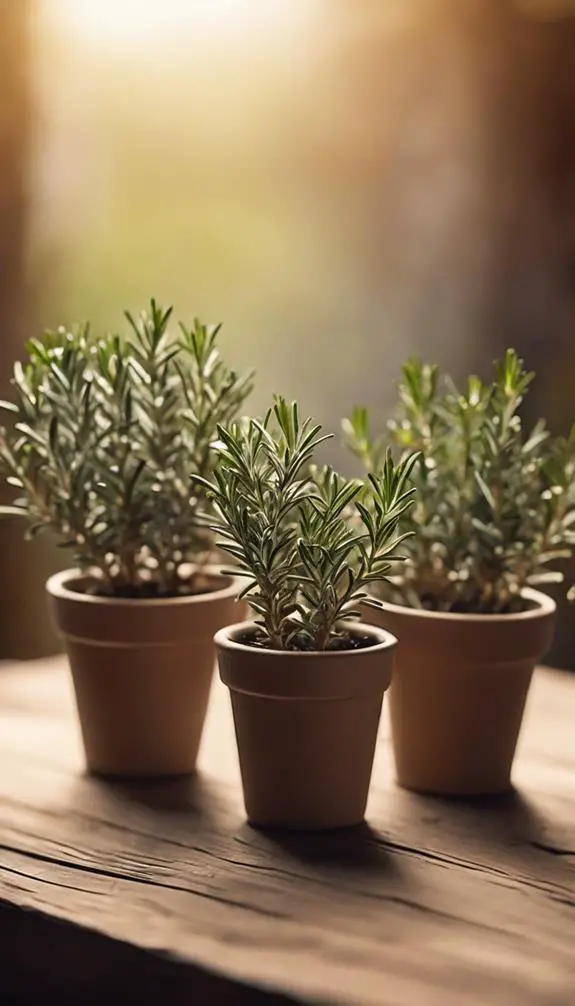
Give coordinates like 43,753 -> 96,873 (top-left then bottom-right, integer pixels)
0,300 -> 252,597
195,397 -> 418,650
344,350 -> 575,614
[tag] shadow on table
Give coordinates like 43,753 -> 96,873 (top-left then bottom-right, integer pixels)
459,789 -> 573,856
83,770 -> 242,828
425,788 -> 564,847
378,785 -> 574,863
241,820 -> 406,879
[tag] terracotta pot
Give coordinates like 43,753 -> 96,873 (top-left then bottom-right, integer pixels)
215,621 -> 397,830
47,567 -> 240,777
365,588 -> 556,796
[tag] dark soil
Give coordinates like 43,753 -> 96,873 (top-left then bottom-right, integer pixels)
235,629 -> 376,652
419,594 -> 534,615
68,580 -> 217,600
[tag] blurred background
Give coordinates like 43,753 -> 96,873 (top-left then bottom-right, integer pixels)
1,0 -> 575,663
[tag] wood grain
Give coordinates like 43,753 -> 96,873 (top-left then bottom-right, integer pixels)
0,659 -> 573,1005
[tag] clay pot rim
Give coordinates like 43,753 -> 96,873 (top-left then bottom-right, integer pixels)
369,586 -> 556,623
215,620 -> 397,657
46,566 -> 239,609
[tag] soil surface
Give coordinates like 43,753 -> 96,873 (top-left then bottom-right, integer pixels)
68,579 -> 219,600
235,629 -> 376,652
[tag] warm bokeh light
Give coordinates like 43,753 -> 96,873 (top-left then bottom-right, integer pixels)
48,0 -> 310,48
1,0 -> 574,667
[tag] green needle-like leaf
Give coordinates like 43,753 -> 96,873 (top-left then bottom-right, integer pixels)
198,400 -> 418,650
343,350 -> 575,614
0,300 -> 253,597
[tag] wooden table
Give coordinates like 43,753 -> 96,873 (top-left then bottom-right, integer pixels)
0,659 -> 573,1006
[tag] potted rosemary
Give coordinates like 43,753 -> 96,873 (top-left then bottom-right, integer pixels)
344,350 -> 575,796
196,397 -> 418,829
0,300 -> 252,777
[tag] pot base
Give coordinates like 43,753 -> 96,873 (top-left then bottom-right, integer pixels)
88,767 -> 197,782
246,815 -> 366,832
216,621 -> 397,831
48,567 -> 240,778
65,638 -> 216,778
366,588 -> 557,799
232,691 -> 384,831
388,658 -> 535,797
395,777 -> 514,798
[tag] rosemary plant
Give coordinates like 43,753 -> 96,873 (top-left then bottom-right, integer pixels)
343,350 -> 575,614
195,397 -> 418,650
0,300 -> 253,597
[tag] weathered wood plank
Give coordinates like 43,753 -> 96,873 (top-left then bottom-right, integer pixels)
0,660 -> 573,1004
0,900 -> 302,1006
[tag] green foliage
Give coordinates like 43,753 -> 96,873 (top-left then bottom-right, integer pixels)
343,350 -> 575,614
0,300 -> 253,597
195,397 -> 418,650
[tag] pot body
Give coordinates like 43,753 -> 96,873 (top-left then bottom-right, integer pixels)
215,622 -> 397,829
366,588 -> 556,796
47,568 -> 240,777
